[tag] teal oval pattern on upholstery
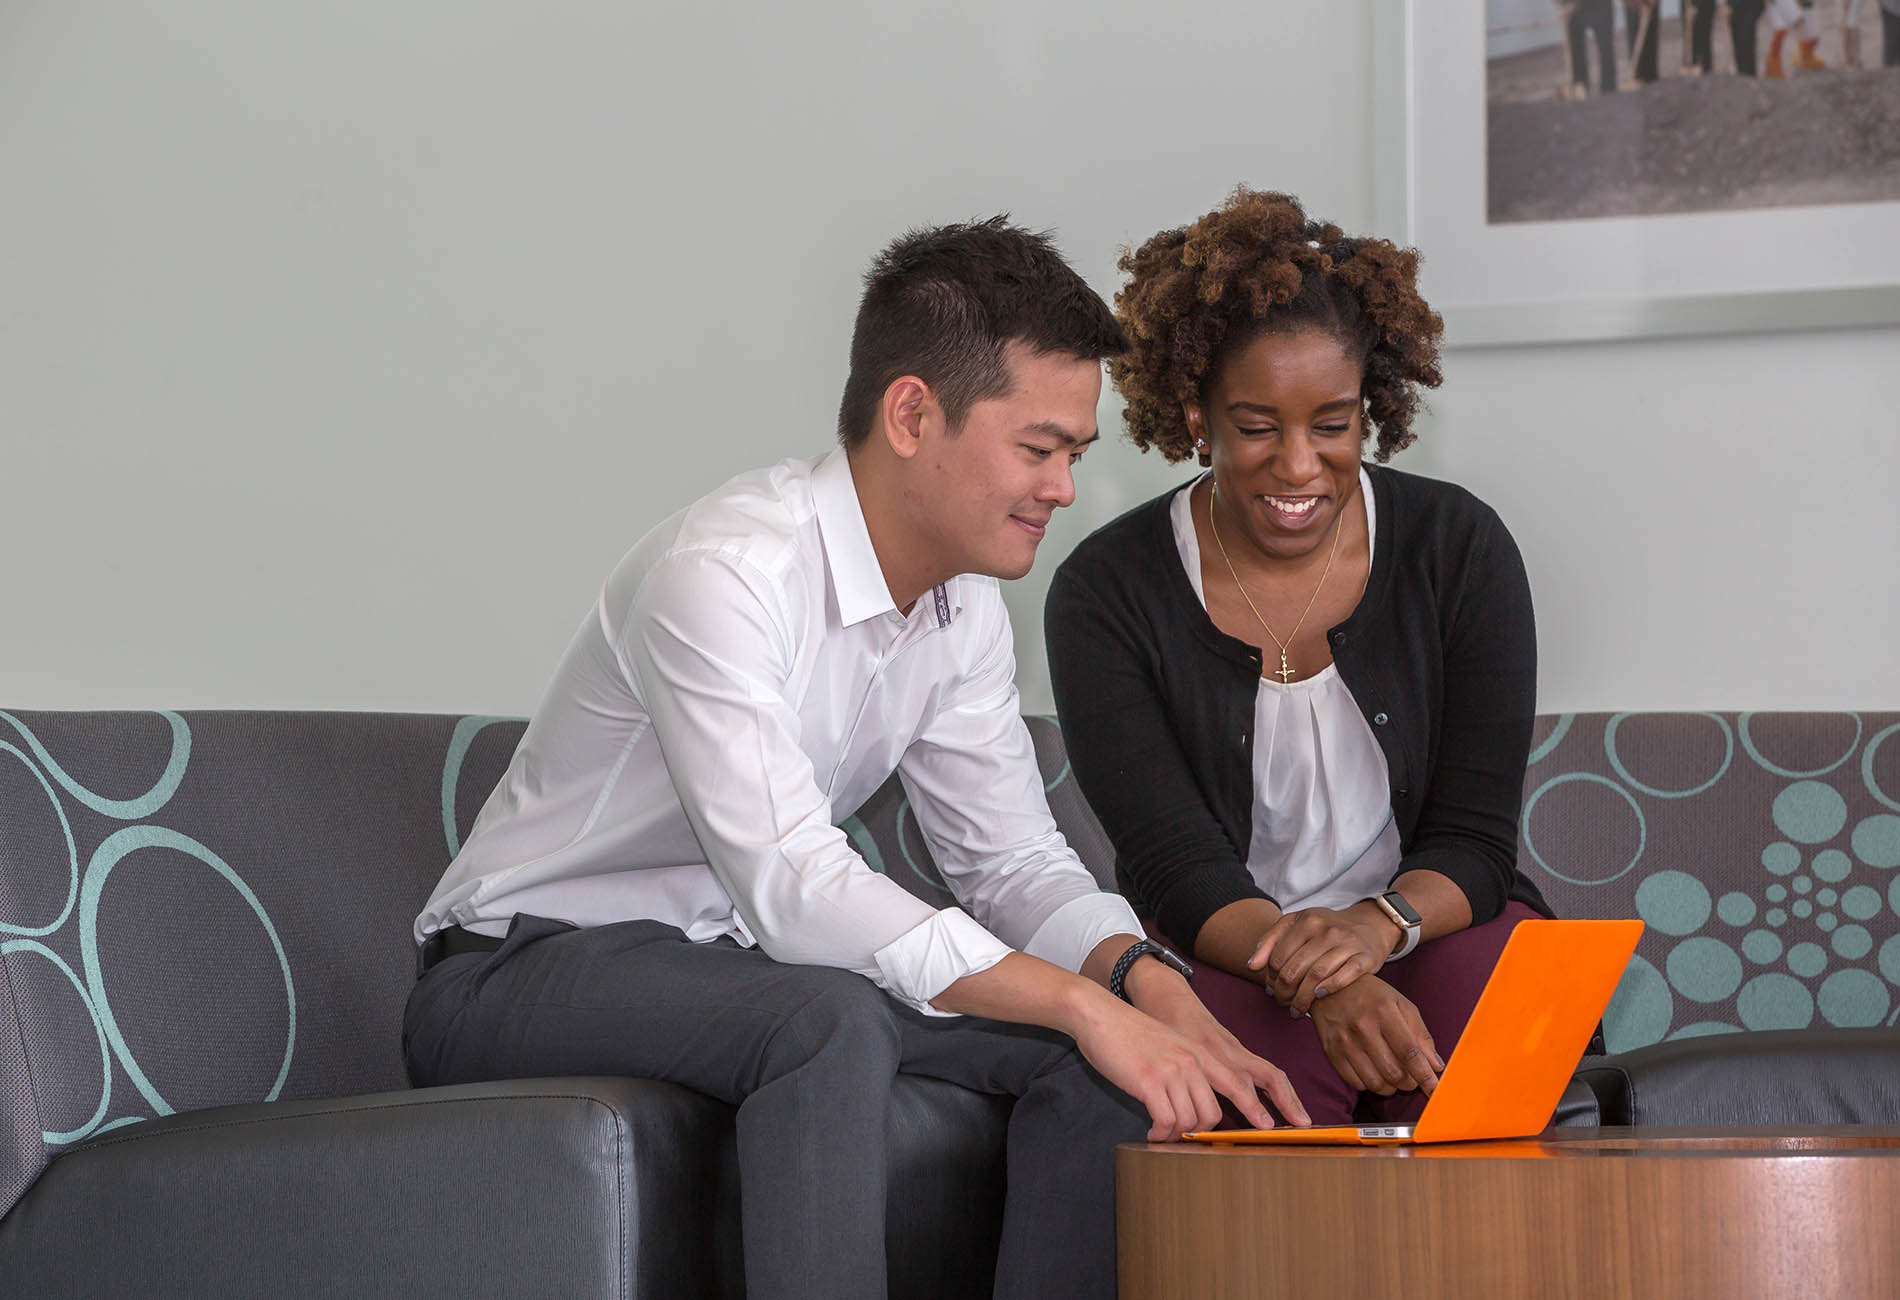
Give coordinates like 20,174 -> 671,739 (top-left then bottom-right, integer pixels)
79,826 -> 296,1118
1520,712 -> 1900,1051
441,716 -> 520,858
0,939 -> 112,1143
1521,773 -> 1647,886
1739,711 -> 1861,779
0,710 -> 190,820
1606,712 -> 1733,798
0,711 -> 300,1150
0,742 -> 80,939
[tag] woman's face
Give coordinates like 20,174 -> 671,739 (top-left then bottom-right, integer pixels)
1186,329 -> 1366,564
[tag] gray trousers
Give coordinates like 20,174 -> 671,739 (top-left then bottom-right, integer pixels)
402,915 -> 1148,1300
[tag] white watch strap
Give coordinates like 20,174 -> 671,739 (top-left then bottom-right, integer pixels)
1373,893 -> 1422,962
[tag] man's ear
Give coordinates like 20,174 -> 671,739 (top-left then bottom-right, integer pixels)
880,376 -> 937,460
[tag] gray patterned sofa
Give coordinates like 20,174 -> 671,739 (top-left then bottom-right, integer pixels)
1519,712 -> 1900,1123
2,709 -> 1897,1297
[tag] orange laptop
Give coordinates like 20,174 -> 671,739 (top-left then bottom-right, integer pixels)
1183,918 -> 1643,1146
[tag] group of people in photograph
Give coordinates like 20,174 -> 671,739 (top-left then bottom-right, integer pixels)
1562,0 -> 1900,95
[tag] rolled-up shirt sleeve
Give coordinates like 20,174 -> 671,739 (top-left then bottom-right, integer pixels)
620,549 -> 1012,1013
898,590 -> 1141,975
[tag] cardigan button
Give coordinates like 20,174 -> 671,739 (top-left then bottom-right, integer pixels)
1373,712 -> 1389,726
1396,787 -> 1410,799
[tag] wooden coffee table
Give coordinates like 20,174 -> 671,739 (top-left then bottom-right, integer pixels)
1117,1127 -> 1900,1300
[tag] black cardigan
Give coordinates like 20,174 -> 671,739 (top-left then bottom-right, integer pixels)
1045,465 -> 1550,956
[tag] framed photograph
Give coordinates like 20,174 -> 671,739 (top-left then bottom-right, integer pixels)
1372,0 -> 1900,346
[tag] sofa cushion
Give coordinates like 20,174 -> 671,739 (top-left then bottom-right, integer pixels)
1,710 -> 530,1213
1575,1028 -> 1900,1126
1517,712 -> 1900,1053
0,707 -> 1037,1233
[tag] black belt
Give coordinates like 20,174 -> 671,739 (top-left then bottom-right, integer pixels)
417,924 -> 506,975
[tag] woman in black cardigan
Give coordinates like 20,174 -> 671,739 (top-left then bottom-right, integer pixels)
1047,188 -> 1549,1126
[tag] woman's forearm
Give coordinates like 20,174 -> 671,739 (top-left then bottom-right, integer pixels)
1192,896 -> 1284,982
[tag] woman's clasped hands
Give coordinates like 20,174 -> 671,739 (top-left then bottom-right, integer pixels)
1247,904 -> 1444,1097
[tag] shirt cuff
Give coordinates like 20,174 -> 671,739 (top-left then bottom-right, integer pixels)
873,906 -> 1014,1016
1021,892 -> 1143,974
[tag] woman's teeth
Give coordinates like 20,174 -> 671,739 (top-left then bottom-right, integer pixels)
1267,496 -> 1318,516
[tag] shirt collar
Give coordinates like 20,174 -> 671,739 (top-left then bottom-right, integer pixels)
810,450 -> 964,631
811,449 -> 900,627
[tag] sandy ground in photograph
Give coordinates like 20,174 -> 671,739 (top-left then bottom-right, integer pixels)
1487,18 -> 1900,222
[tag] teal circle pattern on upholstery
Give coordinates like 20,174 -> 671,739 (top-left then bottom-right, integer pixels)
0,741 -> 79,939
1606,712 -> 1733,798
1772,781 -> 1848,844
1602,954 -> 1672,1052
0,710 -> 300,1150
1761,842 -> 1800,874
1634,871 -> 1710,936
1716,891 -> 1755,926
1739,972 -> 1814,1029
441,716 -> 518,858
0,710 -> 190,820
1818,969 -> 1890,1027
1852,814 -> 1900,868
0,939 -> 112,1143
1863,724 -> 1900,813
1519,712 -> 1900,1050
1521,773 -> 1647,885
78,826 -> 296,1118
1832,925 -> 1874,961
1665,937 -> 1742,1002
1739,711 -> 1861,778
1812,849 -> 1854,882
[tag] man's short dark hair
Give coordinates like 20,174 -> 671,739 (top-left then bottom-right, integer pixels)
836,217 -> 1129,450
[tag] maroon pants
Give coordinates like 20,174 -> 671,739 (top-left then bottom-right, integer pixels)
1146,901 -> 1542,1127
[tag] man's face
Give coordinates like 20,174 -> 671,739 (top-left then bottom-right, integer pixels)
913,341 -> 1101,581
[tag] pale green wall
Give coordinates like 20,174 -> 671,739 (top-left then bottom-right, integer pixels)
3,0 -> 1894,715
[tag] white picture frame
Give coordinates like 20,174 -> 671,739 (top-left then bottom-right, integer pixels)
1371,0 -> 1900,347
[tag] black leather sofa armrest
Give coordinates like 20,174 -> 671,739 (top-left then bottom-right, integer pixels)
0,1076 -> 742,1300
1551,1073 -> 1602,1127
1573,1028 -> 1900,1127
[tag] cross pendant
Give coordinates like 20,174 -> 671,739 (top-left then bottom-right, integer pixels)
1275,652 -> 1295,683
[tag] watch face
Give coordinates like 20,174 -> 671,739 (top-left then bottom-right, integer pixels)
1383,892 -> 1423,927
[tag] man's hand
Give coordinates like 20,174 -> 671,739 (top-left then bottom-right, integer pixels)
931,943 -> 1310,1142
1122,956 -> 1311,1132
1248,903 -> 1397,1015
1068,968 -> 1308,1140
1307,975 -> 1443,1096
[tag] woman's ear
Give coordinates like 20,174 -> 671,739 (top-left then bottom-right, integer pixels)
1184,403 -> 1212,467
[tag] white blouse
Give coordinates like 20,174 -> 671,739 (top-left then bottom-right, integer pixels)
1171,471 -> 1402,913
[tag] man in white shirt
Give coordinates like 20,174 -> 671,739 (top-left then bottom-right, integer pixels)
405,218 -> 1307,1300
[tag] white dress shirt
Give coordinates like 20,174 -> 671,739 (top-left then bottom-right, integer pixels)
417,450 -> 1140,1014
1172,470 -> 1402,912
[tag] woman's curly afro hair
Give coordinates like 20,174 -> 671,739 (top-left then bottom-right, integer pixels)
1109,187 -> 1444,465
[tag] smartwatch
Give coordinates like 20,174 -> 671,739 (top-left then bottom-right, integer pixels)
1370,891 -> 1423,961
1108,939 -> 1193,1002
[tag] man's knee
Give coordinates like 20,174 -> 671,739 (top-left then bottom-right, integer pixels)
769,967 -> 903,1074
1027,1047 -> 1150,1140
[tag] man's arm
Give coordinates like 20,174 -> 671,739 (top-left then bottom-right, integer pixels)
900,587 -> 1308,1133
621,549 -> 1015,1012
930,941 -> 1309,1139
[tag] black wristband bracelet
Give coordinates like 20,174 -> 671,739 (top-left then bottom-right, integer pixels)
1108,938 -> 1193,1002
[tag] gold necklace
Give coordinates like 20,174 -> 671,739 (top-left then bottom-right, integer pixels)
1208,481 -> 1343,684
